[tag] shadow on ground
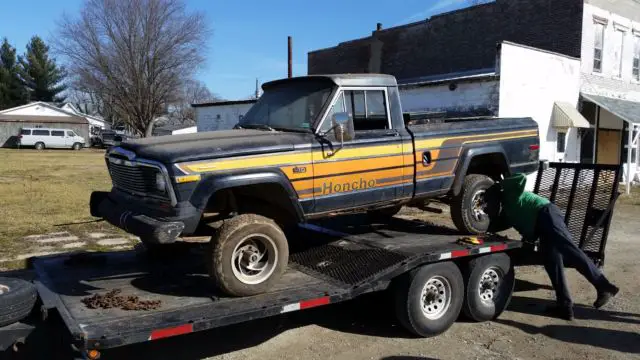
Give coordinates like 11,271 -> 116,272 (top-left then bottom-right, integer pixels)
500,295 -> 640,354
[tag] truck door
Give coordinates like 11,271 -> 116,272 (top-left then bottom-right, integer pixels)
311,88 -> 406,214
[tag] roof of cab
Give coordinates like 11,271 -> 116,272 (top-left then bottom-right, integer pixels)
263,74 -> 398,89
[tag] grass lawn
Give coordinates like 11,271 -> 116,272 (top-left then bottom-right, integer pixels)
0,148 -> 125,261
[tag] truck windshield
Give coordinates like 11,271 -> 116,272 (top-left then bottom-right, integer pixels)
239,80 -> 334,132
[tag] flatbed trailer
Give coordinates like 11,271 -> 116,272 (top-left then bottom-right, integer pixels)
0,162 -> 621,359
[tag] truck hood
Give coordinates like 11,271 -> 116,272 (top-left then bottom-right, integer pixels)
117,129 -> 311,164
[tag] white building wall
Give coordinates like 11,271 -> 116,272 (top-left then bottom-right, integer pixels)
400,80 -> 499,114
581,2 -> 640,182
196,103 -> 255,132
498,42 -> 582,189
581,3 -> 640,101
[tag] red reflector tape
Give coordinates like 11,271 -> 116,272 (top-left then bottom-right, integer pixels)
451,249 -> 469,258
300,296 -> 330,309
491,244 -> 507,252
149,323 -> 193,340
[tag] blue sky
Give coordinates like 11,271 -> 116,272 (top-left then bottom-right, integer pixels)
0,0 -> 479,100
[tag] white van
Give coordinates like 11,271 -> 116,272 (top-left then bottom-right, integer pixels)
18,128 -> 86,150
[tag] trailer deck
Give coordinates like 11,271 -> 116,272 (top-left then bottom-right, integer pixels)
32,217 -> 521,351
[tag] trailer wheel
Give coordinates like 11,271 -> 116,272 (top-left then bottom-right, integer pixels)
209,214 -> 288,297
462,253 -> 514,322
0,277 -> 37,327
394,262 -> 464,337
451,174 -> 495,234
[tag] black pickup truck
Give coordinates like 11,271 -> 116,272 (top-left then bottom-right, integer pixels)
90,74 -> 539,296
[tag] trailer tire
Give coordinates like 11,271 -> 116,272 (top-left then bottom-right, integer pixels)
0,277 -> 37,327
462,253 -> 514,322
394,262 -> 464,337
451,174 -> 495,234
209,214 -> 288,297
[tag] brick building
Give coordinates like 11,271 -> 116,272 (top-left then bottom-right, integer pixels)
307,0 -> 640,192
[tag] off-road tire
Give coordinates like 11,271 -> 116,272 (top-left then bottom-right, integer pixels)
451,174 -> 495,234
72,142 -> 82,150
394,262 -> 464,337
34,142 -> 45,150
367,205 -> 402,222
0,277 -> 37,327
209,214 -> 288,297
462,253 -> 515,322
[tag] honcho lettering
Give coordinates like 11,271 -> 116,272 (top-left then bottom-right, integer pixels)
321,178 -> 377,195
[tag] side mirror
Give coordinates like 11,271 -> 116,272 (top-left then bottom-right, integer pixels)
332,112 -> 355,143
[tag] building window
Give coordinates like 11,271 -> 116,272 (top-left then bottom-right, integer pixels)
613,28 -> 625,77
633,35 -> 640,80
622,126 -> 638,164
594,22 -> 605,73
557,131 -> 566,153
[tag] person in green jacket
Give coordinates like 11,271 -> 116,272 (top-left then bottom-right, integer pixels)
490,173 -> 619,320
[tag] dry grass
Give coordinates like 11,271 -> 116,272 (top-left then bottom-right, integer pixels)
0,148 -> 124,255
619,185 -> 640,206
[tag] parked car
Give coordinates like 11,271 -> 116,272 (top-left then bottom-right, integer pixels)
18,128 -> 85,150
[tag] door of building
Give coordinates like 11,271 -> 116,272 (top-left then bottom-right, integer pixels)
596,129 -> 621,164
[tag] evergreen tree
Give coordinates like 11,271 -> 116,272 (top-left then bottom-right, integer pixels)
19,36 -> 66,103
0,38 -> 28,109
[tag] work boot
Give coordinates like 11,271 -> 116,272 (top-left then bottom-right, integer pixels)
544,304 -> 574,321
594,284 -> 619,309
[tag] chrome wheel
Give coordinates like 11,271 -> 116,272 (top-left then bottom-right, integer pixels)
420,276 -> 452,320
478,267 -> 502,305
231,234 -> 278,285
471,189 -> 488,222
0,284 -> 9,295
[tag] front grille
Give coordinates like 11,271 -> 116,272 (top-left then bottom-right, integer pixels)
107,160 -> 166,199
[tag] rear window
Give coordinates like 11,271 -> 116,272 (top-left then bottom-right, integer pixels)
51,130 -> 64,137
32,130 -> 50,136
20,129 -> 31,135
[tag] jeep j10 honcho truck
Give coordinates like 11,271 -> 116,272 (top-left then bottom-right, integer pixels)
90,74 -> 539,297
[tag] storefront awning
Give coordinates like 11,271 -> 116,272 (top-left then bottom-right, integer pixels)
581,93 -> 640,125
551,101 -> 591,128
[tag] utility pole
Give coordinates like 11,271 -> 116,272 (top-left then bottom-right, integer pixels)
288,36 -> 293,78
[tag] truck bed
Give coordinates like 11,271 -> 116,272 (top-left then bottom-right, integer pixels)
33,216 -> 522,350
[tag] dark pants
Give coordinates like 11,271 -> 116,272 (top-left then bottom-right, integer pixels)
537,203 -> 610,307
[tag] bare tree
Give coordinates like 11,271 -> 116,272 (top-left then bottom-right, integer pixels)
55,0 -> 210,137
168,79 -> 217,126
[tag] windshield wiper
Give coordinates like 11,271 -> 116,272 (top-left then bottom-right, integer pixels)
241,123 -> 276,131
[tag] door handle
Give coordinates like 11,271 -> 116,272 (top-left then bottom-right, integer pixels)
382,131 -> 399,137
422,151 -> 432,165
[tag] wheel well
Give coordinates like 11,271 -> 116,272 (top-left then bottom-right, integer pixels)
465,153 -> 509,180
204,183 -> 301,225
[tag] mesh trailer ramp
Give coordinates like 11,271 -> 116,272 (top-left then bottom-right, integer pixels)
18,219 -> 520,358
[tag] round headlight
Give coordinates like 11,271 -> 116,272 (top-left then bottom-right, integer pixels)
155,173 -> 166,192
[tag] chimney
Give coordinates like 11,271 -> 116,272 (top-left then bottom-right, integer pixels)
376,23 -> 383,31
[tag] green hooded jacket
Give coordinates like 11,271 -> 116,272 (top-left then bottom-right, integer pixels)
493,173 -> 550,240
